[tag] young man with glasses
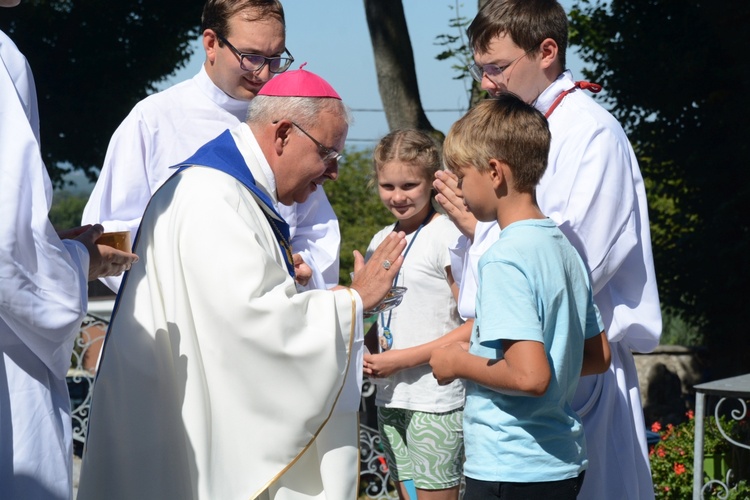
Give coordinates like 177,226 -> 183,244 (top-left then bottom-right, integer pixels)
83,0 -> 341,294
77,68 -> 402,500
433,1 -> 662,498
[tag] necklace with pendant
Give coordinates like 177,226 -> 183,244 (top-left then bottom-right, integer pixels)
379,206 -> 435,351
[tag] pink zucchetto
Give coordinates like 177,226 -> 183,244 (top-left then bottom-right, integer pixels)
258,63 -> 341,100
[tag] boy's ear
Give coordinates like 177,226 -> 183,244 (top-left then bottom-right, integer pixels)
488,158 -> 506,190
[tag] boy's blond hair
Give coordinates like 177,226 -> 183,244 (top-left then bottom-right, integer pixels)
443,94 -> 550,194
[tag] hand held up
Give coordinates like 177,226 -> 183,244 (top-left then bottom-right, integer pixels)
350,231 -> 406,312
433,170 -> 478,240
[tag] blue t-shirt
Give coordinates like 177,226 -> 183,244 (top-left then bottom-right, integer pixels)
463,218 -> 604,483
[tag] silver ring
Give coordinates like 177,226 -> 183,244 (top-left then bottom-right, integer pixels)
382,259 -> 392,270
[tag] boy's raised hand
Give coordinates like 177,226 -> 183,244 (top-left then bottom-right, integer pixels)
433,170 -> 478,240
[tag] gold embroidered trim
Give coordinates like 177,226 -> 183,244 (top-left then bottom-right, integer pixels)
250,288 -> 360,498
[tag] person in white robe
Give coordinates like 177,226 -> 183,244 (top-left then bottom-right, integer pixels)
0,2 -> 137,497
82,0 -> 340,293
77,68 -> 407,500
433,1 -> 662,499
82,1 -> 355,492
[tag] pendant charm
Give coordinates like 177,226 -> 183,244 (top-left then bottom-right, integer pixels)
379,327 -> 393,352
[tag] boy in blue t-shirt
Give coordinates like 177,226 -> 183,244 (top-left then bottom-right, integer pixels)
429,94 -> 611,500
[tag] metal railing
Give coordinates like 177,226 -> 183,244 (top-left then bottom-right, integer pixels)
692,374 -> 750,499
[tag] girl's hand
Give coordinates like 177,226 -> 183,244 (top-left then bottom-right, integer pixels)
363,349 -> 408,379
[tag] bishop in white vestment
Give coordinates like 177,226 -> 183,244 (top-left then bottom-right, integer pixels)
78,70 -> 406,500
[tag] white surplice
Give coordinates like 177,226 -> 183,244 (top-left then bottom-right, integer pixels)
82,66 -> 340,293
77,124 -> 363,500
1,30 -> 90,500
451,71 -> 661,499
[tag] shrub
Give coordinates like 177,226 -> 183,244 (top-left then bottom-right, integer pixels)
650,411 -> 749,498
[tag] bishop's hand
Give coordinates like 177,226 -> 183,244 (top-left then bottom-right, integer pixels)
350,231 -> 406,312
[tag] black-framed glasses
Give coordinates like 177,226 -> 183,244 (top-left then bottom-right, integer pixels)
216,33 -> 294,74
468,49 -> 531,83
274,120 -> 344,163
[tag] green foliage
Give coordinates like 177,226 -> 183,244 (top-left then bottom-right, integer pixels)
324,147 -> 393,284
0,0 -> 203,187
660,307 -> 704,347
569,0 -> 750,376
650,413 -> 747,499
434,3 -> 473,81
48,192 -> 87,231
434,1 -> 484,107
725,482 -> 750,500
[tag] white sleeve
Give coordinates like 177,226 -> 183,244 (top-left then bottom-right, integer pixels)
453,221 -> 501,320
1,49 -> 89,377
282,188 -> 341,290
542,120 -> 661,348
81,106 -> 154,293
544,127 -> 639,295
448,234 -> 468,290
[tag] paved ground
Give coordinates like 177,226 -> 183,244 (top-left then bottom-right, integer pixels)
73,455 -> 81,498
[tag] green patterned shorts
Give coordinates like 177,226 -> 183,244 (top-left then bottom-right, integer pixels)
377,407 -> 464,489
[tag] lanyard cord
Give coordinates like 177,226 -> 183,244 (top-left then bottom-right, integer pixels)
544,80 -> 602,118
379,206 -> 436,341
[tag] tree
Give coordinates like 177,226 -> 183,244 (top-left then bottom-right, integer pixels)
48,192 -> 88,231
363,0 -> 440,137
324,148 -> 393,284
363,1 -> 491,137
435,0 -> 489,109
570,0 -> 750,376
0,0 -> 203,186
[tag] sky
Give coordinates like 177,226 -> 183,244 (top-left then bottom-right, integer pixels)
159,0 -> 585,148
66,0 -> 585,190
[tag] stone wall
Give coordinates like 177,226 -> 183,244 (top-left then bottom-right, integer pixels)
634,345 -> 709,425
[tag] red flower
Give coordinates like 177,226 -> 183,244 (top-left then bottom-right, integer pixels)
651,421 -> 662,432
674,463 -> 686,475
657,448 -> 666,458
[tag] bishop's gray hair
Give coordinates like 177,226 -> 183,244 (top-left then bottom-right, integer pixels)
246,96 -> 352,130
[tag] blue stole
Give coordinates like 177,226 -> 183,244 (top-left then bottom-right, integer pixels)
173,130 -> 295,278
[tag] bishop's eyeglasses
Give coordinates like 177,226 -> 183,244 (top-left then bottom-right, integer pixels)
273,120 -> 344,164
